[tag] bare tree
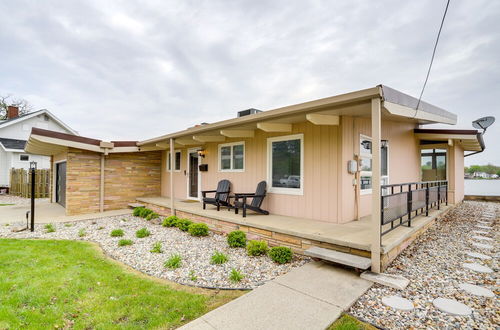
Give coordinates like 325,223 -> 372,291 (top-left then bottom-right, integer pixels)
0,94 -> 33,120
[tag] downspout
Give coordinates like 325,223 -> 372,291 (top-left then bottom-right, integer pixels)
169,138 -> 176,216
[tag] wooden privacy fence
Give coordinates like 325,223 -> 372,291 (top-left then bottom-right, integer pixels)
9,168 -> 50,198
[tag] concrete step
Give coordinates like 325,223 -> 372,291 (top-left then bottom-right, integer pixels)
304,246 -> 371,270
128,203 -> 144,209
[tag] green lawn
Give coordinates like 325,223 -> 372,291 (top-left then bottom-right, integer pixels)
0,203 -> 14,206
0,239 -> 242,329
328,314 -> 376,330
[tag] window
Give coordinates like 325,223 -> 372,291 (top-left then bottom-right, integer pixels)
218,142 -> 244,171
420,148 -> 447,181
359,135 -> 389,194
20,154 -> 29,161
167,151 -> 181,171
267,134 -> 303,195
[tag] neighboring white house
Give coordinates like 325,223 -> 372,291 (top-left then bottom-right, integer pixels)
0,106 -> 77,188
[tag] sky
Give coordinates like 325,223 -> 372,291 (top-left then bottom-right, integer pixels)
0,0 -> 499,166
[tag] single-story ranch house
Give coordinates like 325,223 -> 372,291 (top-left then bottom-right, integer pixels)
25,85 -> 484,272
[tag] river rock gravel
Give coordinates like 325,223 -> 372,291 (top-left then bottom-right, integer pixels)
349,201 -> 498,329
0,214 -> 309,289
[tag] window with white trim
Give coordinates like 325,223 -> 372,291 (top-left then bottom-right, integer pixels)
19,154 -> 29,161
167,150 -> 181,171
218,142 -> 244,171
268,134 -> 303,195
359,135 -> 389,194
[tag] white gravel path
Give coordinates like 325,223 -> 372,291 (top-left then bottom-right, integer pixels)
349,201 -> 498,329
0,195 -> 48,206
0,214 -> 309,289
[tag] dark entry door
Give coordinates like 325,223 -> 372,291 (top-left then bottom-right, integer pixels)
56,162 -> 66,207
188,151 -> 199,198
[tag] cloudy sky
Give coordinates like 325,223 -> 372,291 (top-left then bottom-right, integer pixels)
0,0 -> 498,165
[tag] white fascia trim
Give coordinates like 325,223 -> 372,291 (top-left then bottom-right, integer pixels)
0,109 -> 79,135
383,101 -> 457,125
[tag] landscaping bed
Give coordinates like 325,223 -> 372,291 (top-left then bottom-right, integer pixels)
349,201 -> 498,329
0,212 -> 309,289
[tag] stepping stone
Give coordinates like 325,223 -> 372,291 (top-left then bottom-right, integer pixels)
473,235 -> 493,242
361,271 -> 410,290
473,230 -> 490,235
476,225 -> 492,230
381,295 -> 414,311
433,298 -> 472,316
462,263 -> 493,273
458,283 -> 495,298
466,251 -> 492,260
304,247 -> 371,269
472,242 -> 493,250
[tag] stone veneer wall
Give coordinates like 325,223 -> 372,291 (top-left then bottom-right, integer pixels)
65,149 -> 161,215
141,201 -> 454,271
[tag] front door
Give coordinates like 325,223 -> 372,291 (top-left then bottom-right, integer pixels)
188,150 -> 199,199
421,148 -> 447,181
56,162 -> 66,207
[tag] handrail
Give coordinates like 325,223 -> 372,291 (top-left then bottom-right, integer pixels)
381,180 -> 448,236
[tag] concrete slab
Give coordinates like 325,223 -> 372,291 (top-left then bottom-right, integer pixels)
191,281 -> 342,330
381,295 -> 414,311
274,261 -> 372,308
462,263 -> 493,273
433,298 -> 472,316
472,242 -> 493,250
458,283 -> 495,298
180,261 -> 372,330
360,271 -> 410,290
304,246 -> 371,269
0,201 -> 131,224
466,251 -> 492,260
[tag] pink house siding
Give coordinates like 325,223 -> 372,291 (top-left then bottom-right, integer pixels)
160,116 -> 428,224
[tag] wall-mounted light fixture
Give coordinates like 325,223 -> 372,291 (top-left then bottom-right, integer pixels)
198,149 -> 206,158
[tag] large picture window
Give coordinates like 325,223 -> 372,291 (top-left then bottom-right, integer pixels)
218,142 -> 244,171
267,134 -> 303,195
359,135 -> 389,194
167,150 -> 181,171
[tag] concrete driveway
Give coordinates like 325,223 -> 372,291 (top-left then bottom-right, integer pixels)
0,200 -> 131,224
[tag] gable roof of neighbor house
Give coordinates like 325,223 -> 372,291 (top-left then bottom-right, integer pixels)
0,109 -> 78,135
138,84 -> 458,146
0,137 -> 27,152
24,127 -> 139,156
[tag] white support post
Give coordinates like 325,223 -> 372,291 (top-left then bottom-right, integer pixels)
100,154 -> 105,213
169,138 -> 176,216
371,97 -> 382,273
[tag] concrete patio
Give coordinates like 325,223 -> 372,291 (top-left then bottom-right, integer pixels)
137,196 -> 453,255
0,200 -> 131,224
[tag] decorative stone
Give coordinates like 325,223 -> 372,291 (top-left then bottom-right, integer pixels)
476,225 -> 492,230
477,221 -> 492,225
473,230 -> 490,235
458,283 -> 495,298
381,295 -> 414,311
466,251 -> 492,260
433,298 -> 472,316
462,263 -> 493,273
472,235 -> 493,242
472,242 -> 493,250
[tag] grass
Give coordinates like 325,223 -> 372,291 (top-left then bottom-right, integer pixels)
150,242 -> 162,253
165,254 -> 182,269
135,228 -> 150,238
328,314 -> 377,330
44,224 -> 55,233
0,239 -> 242,328
118,239 -> 133,247
229,268 -> 244,283
110,229 -> 124,237
0,203 -> 14,206
210,251 -> 229,265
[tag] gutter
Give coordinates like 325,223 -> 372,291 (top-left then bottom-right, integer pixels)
464,133 -> 486,157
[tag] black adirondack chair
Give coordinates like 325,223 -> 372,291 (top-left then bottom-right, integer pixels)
202,179 -> 231,211
234,181 -> 269,217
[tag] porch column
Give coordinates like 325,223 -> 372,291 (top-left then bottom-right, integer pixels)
371,97 -> 382,273
100,154 -> 105,213
169,138 -> 176,216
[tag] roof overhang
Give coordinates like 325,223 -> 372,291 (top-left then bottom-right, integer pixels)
139,85 -> 458,148
25,128 -> 140,156
0,109 -> 79,135
414,128 -> 484,152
